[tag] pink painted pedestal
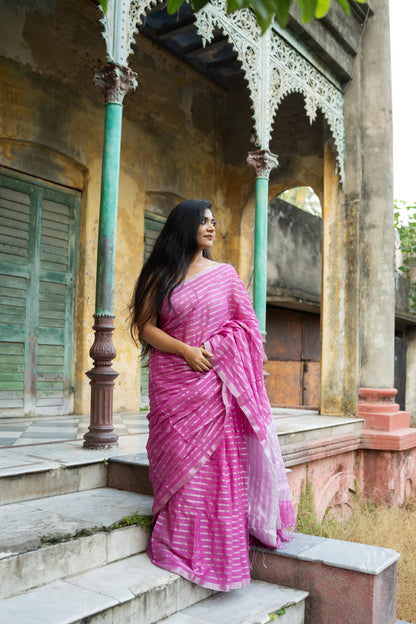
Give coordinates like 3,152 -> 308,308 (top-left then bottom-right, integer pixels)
358,388 -> 416,450
359,388 -> 416,504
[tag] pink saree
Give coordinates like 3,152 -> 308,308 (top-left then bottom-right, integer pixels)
146,263 -> 295,591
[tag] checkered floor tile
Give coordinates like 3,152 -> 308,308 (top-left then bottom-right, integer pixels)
0,413 -> 149,447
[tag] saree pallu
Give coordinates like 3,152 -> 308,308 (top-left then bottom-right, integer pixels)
146,263 -> 295,591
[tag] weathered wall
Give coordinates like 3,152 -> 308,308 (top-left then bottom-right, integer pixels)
286,448 -> 362,521
267,198 -> 322,305
0,0 -> 401,422
286,441 -> 416,520
0,0 -> 247,414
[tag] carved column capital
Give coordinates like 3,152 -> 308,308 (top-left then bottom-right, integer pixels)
94,63 -> 138,104
247,149 -> 279,179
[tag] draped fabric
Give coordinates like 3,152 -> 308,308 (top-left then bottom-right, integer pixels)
146,263 -> 295,591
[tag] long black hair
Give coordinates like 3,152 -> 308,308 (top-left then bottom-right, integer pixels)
129,199 -> 213,352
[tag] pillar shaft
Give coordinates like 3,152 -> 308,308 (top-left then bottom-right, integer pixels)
95,102 -> 123,316
253,177 -> 269,333
84,63 -> 137,450
359,0 -> 395,388
247,150 -> 279,334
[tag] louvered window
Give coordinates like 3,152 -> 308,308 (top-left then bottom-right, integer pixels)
0,171 -> 80,416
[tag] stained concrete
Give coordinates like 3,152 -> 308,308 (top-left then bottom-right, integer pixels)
0,553 -> 214,624
160,580 -> 308,624
261,532 -> 399,575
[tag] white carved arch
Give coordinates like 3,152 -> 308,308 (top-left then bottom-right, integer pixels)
99,0 -> 345,182
99,0 -> 163,65
195,0 -> 345,182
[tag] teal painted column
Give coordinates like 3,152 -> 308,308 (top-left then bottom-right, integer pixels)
247,150 -> 279,334
253,176 -> 269,333
84,63 -> 137,450
95,102 -> 123,316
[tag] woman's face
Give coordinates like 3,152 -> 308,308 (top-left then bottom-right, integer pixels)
196,208 -> 216,251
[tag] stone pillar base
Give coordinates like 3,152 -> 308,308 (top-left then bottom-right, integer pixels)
358,388 -> 416,505
358,388 -> 416,451
84,315 -> 119,450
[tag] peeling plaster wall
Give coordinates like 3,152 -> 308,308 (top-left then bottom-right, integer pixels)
0,0 -> 239,414
0,0 -> 400,420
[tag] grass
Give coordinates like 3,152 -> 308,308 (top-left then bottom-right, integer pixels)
298,495 -> 416,622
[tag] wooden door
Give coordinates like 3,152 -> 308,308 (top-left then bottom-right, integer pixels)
264,307 -> 321,408
394,335 -> 407,411
0,171 -> 80,416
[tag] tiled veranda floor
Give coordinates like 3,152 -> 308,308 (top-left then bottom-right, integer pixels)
0,408 -> 362,449
0,412 -> 150,447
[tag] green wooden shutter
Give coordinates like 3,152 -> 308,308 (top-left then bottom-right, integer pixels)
0,184 -> 31,412
36,192 -> 79,415
0,171 -> 80,417
140,213 -> 165,405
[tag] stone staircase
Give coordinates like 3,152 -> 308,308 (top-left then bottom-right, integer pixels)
0,457 -> 307,624
0,440 -> 406,624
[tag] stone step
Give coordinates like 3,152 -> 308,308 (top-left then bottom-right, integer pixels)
158,579 -> 308,624
0,487 -> 153,598
0,552 -> 215,624
273,412 -> 364,446
0,435 -> 144,505
107,452 -> 292,498
108,452 -> 152,495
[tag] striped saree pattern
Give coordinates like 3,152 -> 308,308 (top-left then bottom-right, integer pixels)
146,263 -> 295,591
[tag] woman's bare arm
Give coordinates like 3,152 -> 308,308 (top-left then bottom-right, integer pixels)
141,322 -> 213,372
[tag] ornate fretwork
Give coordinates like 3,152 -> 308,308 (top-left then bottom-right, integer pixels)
94,63 -> 138,104
99,0 -> 160,65
195,0 -> 345,182
247,149 -> 279,179
98,0 -> 345,181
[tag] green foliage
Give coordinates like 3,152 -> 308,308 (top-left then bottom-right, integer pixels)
394,200 -> 416,314
172,0 -> 368,32
268,607 -> 287,620
178,0 -> 367,32
296,477 -> 321,534
109,512 -> 152,530
97,0 -> 367,34
278,186 -> 322,216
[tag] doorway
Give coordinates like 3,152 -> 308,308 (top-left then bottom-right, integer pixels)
0,170 -> 80,416
265,306 -> 320,408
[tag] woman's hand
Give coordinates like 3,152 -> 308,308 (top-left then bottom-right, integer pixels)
140,323 -> 213,372
182,345 -> 214,372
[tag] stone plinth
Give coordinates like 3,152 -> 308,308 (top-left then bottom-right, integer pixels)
251,533 -> 399,624
358,388 -> 416,451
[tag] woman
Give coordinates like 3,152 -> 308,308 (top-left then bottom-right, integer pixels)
129,199 -> 295,592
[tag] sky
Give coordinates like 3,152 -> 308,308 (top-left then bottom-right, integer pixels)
390,2 -> 416,206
